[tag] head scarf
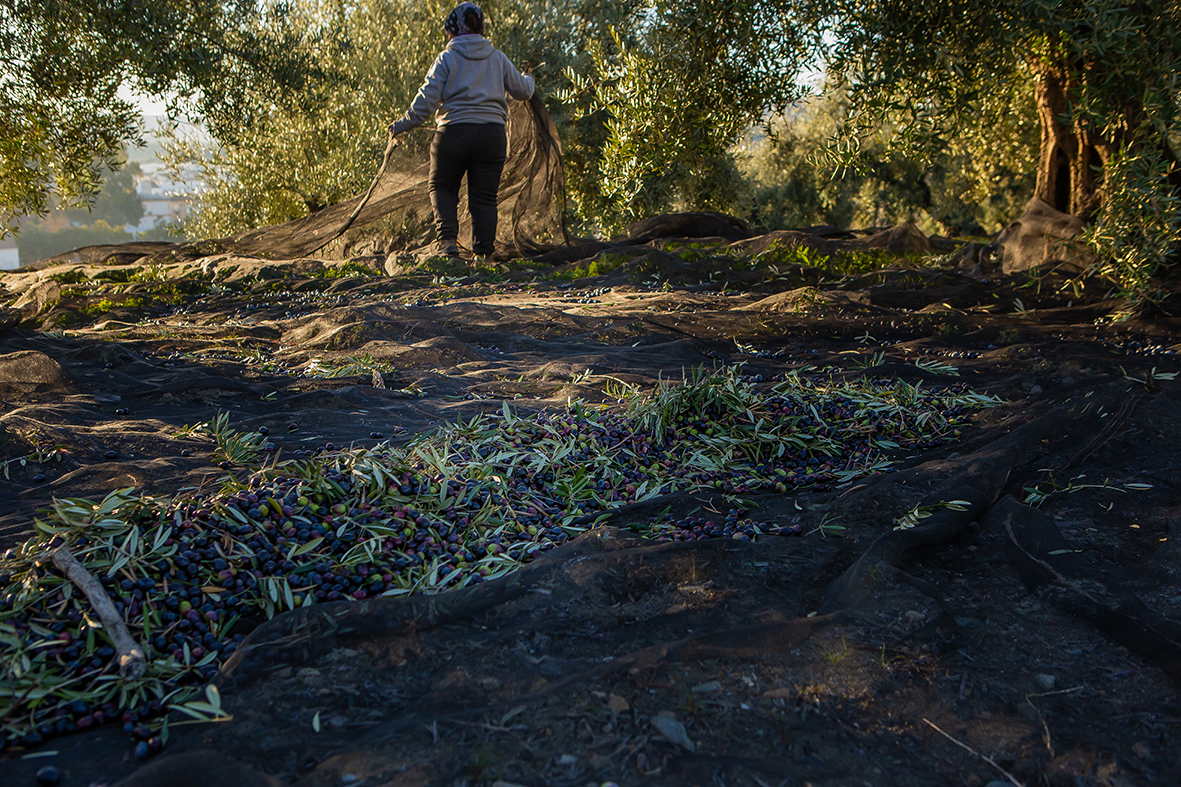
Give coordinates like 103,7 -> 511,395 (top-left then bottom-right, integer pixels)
444,2 -> 484,35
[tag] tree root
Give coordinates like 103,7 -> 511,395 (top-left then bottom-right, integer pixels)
219,529 -> 744,684
834,385 -> 1120,511
822,481 -> 993,613
880,565 -> 958,621
989,495 -> 1181,685
818,386 -> 1125,615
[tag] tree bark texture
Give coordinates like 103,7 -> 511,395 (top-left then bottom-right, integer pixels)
1033,69 -> 1113,220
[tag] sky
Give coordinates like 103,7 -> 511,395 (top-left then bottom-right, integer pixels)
117,84 -> 176,119
116,84 -> 211,162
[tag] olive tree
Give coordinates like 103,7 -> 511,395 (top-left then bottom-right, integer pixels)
558,0 -> 823,232
820,0 -> 1181,303
741,92 -> 933,232
742,82 -> 1038,235
173,0 -> 457,238
177,0 -> 646,237
0,0 -> 321,236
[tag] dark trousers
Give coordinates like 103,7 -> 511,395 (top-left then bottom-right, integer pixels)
429,123 -> 507,254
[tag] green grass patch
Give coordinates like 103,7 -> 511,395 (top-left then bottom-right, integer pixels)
313,260 -> 383,279
48,269 -> 89,285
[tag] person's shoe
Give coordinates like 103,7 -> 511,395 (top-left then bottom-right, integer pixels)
437,241 -> 460,257
472,244 -> 495,260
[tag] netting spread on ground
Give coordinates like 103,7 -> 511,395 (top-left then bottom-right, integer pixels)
0,368 -> 998,746
205,95 -> 569,260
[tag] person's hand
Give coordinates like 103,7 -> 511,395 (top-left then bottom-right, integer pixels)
519,61 -> 533,75
387,123 -> 398,138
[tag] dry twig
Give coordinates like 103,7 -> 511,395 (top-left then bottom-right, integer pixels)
922,717 -> 1025,787
47,546 -> 147,680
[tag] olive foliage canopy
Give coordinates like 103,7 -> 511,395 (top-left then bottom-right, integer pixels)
174,0 -> 649,239
48,0 -> 1181,305
819,0 -> 1181,303
557,0 -> 824,232
0,0 -> 322,235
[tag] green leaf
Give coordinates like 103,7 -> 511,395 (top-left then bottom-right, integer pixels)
205,684 -> 221,712
291,536 -> 324,557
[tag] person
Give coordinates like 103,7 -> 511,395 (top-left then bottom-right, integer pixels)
388,2 -> 535,258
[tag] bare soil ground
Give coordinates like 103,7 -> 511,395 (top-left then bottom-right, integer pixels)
1,235 -> 1180,787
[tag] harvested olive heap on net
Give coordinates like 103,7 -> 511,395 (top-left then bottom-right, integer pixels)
0,369 -> 998,749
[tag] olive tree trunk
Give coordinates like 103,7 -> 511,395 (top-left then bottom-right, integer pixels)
1033,69 -> 1115,220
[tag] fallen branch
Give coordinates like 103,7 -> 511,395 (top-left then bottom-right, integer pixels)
1023,686 -> 1082,759
922,718 -> 1025,787
47,546 -> 147,680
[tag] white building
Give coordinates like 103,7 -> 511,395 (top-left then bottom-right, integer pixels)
128,163 -> 203,233
139,196 -> 191,228
0,236 -> 19,270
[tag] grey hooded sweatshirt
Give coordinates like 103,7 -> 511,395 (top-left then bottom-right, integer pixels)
391,35 -> 534,134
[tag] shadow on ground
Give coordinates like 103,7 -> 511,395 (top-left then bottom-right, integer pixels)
2,231 -> 1180,787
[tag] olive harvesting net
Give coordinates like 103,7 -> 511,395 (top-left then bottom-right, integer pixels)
0,368 -> 1000,748
208,94 -> 569,259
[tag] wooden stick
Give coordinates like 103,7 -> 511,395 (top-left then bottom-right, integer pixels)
49,546 -> 147,680
922,718 -> 1025,787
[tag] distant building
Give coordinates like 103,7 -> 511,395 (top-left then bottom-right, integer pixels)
128,163 -> 203,233
0,236 -> 18,270
139,196 -> 191,227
